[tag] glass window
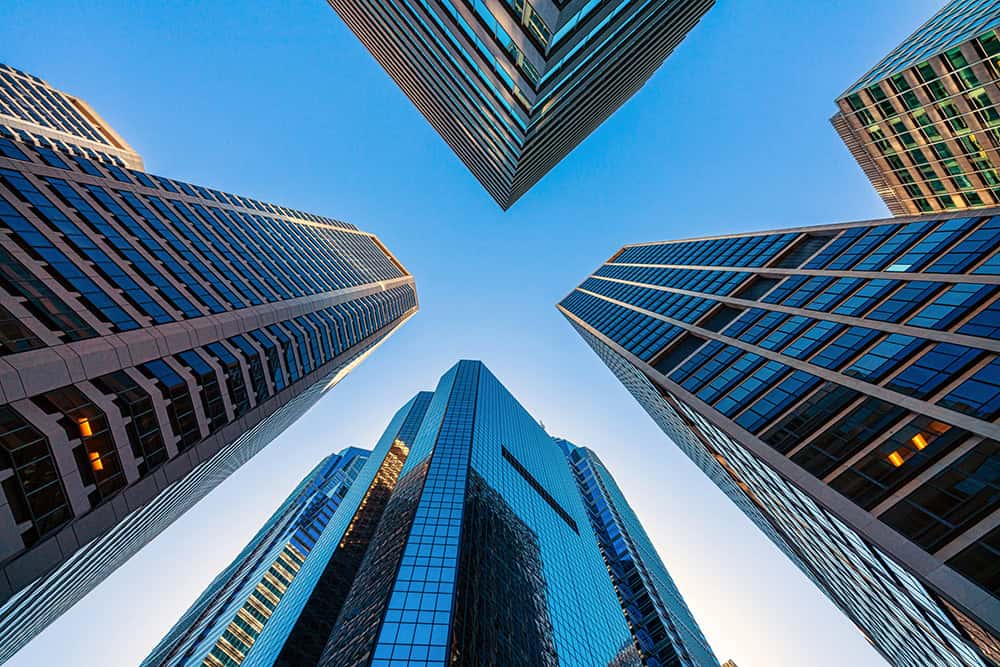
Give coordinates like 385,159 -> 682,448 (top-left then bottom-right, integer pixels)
843,334 -> 925,384
140,359 -> 202,450
885,343 -> 983,399
831,417 -> 970,511
32,385 -> 127,506
881,438 -> 999,552
91,371 -> 168,476
0,405 -> 72,547
908,284 -> 996,330
940,357 -> 1000,421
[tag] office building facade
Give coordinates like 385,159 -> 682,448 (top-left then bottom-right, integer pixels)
832,1 -> 1000,216
560,211 -> 1000,666
560,439 -> 719,667
151,362 -> 720,667
145,391 -> 434,667
318,360 -> 639,666
143,447 -> 372,667
327,0 -> 713,209
0,64 -> 417,662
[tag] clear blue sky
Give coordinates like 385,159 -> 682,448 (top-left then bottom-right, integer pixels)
3,2 -> 944,665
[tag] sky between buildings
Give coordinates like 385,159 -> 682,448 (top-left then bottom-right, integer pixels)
3,1 -> 946,665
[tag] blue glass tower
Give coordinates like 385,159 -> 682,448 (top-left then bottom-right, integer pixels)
559,439 -> 719,667
149,361 -> 720,666
144,392 -> 433,667
319,360 -> 639,666
142,447 -> 372,666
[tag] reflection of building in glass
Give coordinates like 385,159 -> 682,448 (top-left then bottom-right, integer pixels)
0,62 -> 417,664
833,2 -> 1000,215
152,360 -> 720,666
144,361 -> 718,667
561,215 -> 1000,666
145,361 -> 718,667
561,439 -> 719,667
319,360 -> 637,666
325,1 -> 714,208
143,447 -> 372,666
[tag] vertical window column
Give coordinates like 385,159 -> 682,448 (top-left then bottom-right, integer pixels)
371,362 -> 481,666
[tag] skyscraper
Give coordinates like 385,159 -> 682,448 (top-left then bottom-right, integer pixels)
560,212 -> 1000,666
319,360 -> 641,666
150,360 -> 720,666
559,438 -> 719,667
0,63 -> 417,662
327,0 -> 714,209
144,391 -> 434,667
832,1 -> 1000,216
143,447 -> 373,667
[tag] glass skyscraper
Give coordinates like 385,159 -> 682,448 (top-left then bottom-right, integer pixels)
560,212 -> 1000,666
144,390 -> 434,667
317,360 -> 639,666
326,0 -> 714,209
832,0 -> 1000,216
559,438 -> 719,667
143,447 -> 373,667
0,63 -> 417,663
147,360 -> 719,666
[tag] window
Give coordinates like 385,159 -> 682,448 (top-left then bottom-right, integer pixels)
0,405 -> 72,547
831,417 -> 969,510
206,342 -> 251,418
92,371 -> 168,477
940,357 -> 1000,421
698,305 -> 743,332
885,344 -> 983,399
866,281 -> 943,322
735,370 -> 821,433
176,350 -> 228,433
32,385 -> 127,506
230,334 -> 272,403
880,438 -> 999,552
141,359 -> 202,450
908,284 -> 995,330
761,383 -> 861,454
791,397 -> 908,477
843,334 -> 925,384
652,333 -> 706,376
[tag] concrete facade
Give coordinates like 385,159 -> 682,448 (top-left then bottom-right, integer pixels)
0,64 -> 417,663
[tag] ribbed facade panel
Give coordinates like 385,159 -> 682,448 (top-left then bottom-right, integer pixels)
326,0 -> 713,209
